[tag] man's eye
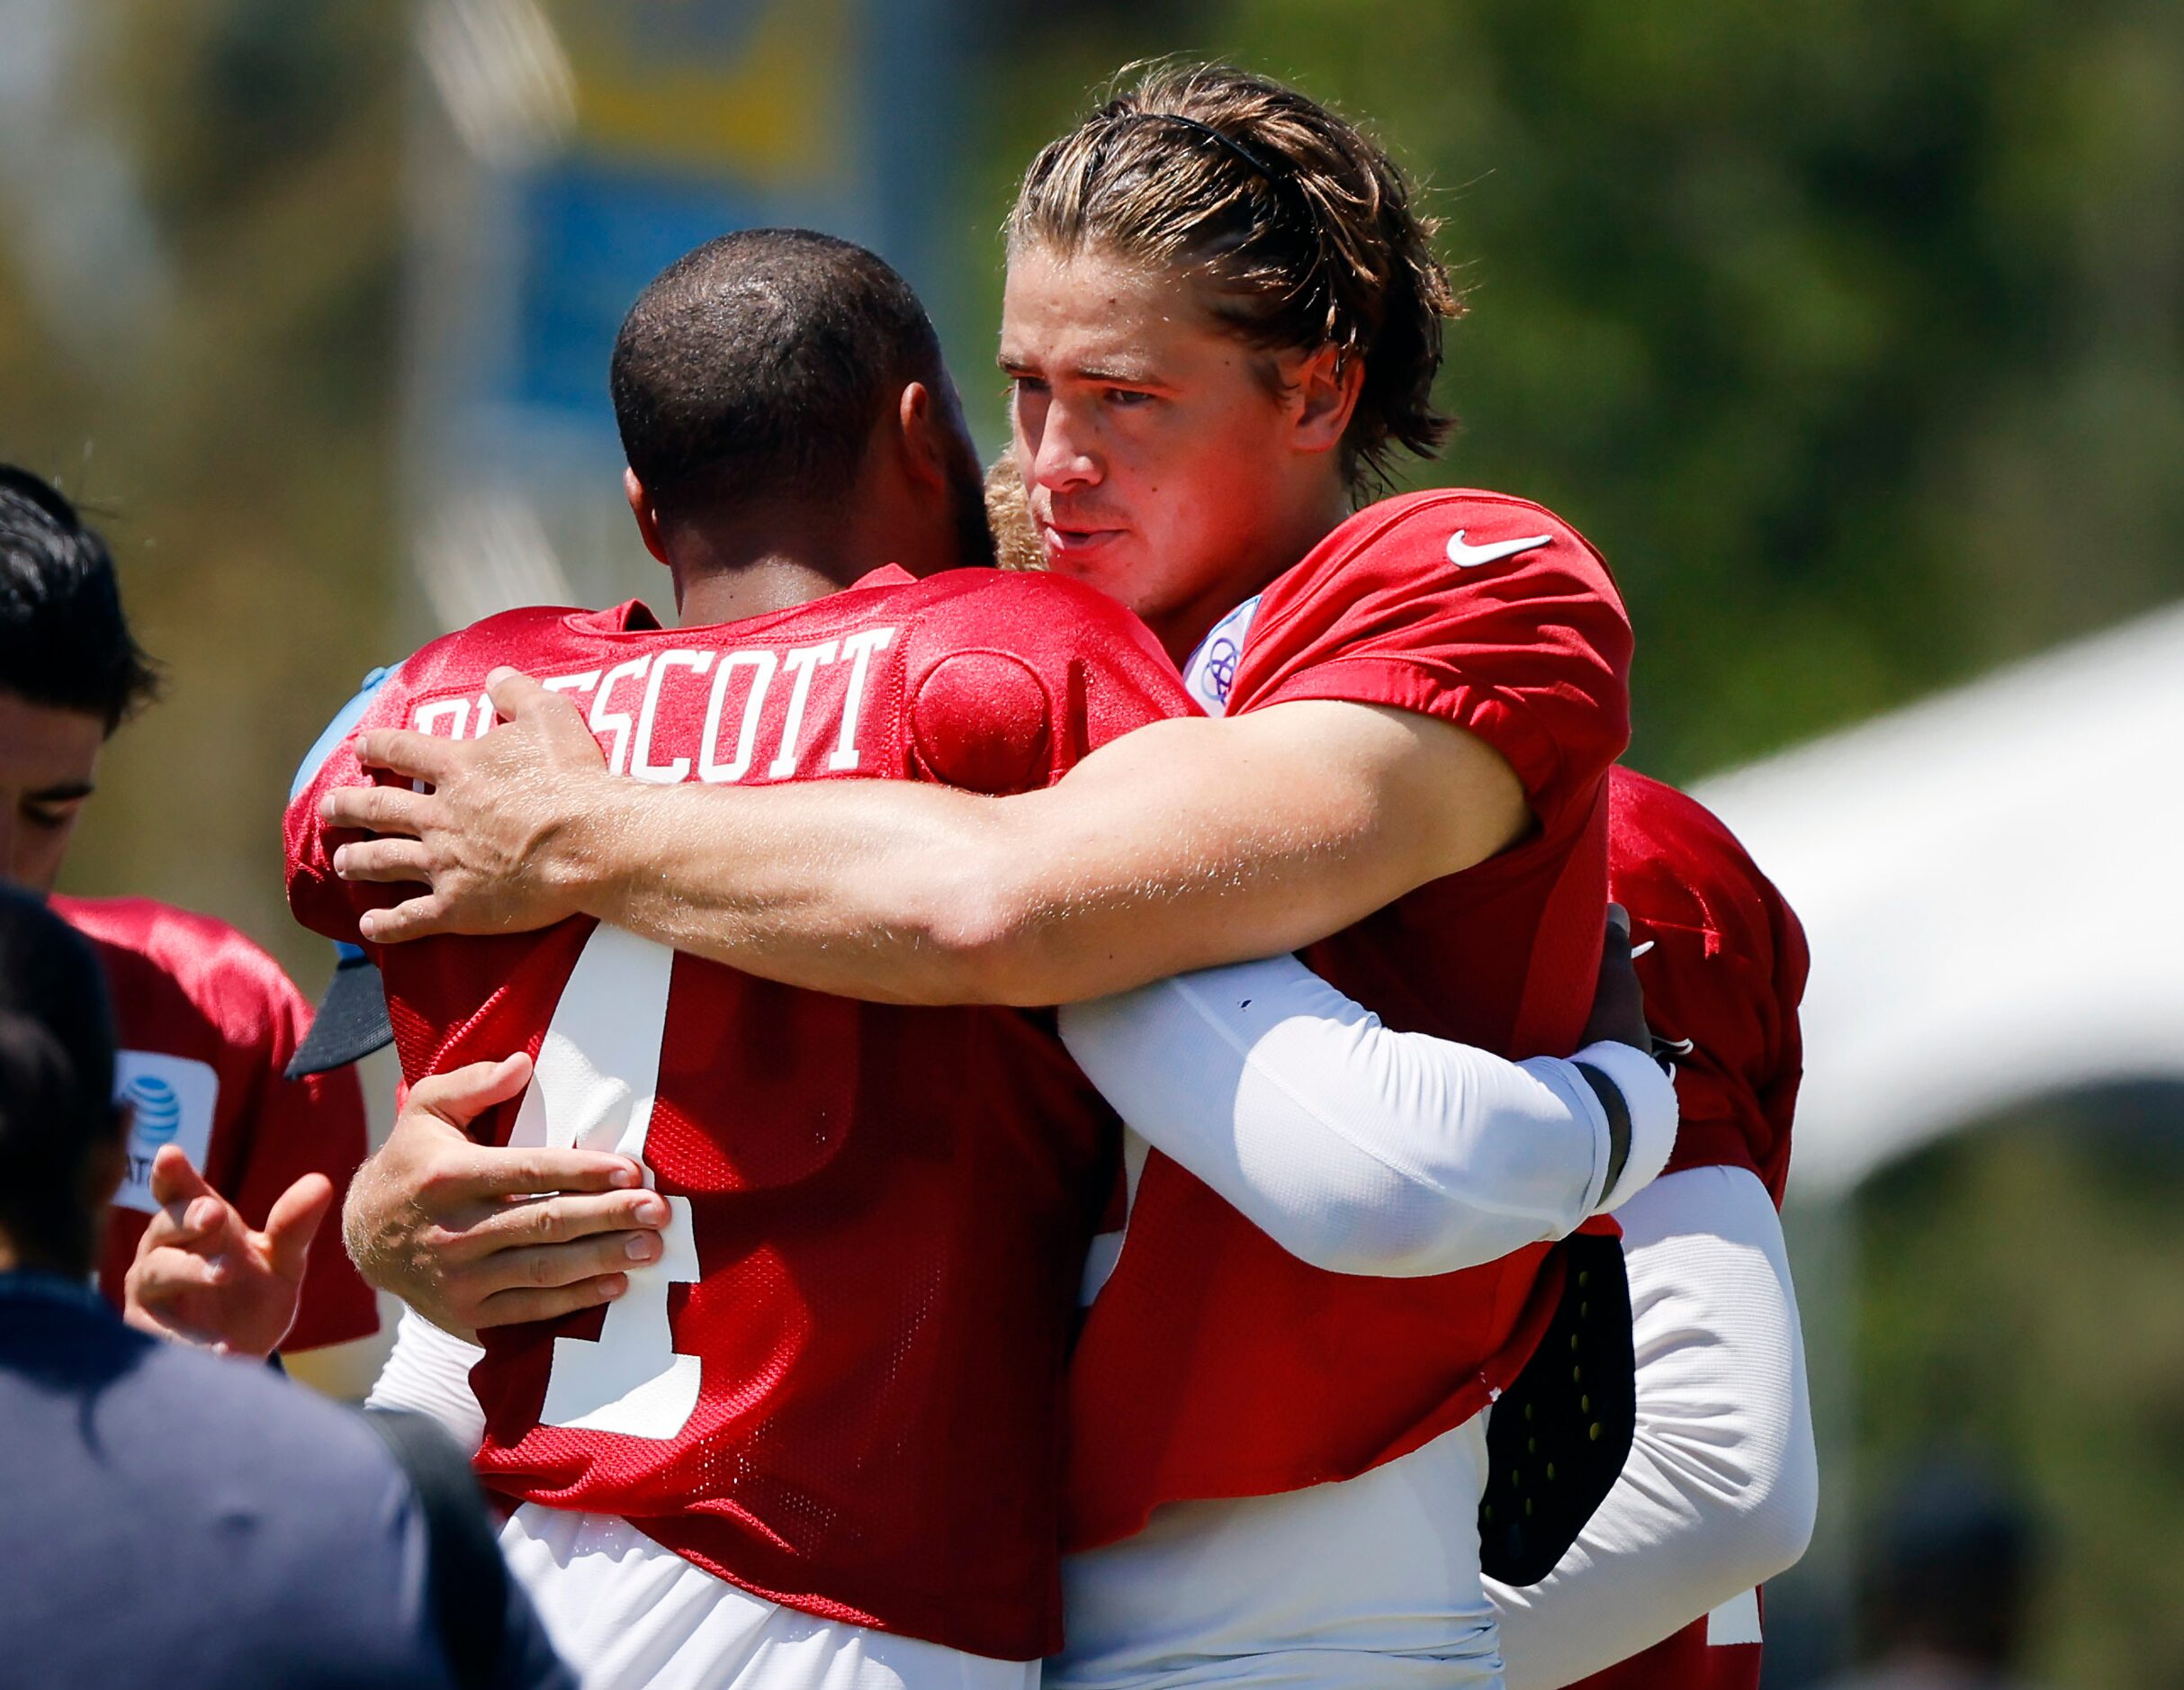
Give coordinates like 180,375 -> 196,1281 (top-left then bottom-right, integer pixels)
24,804 -> 79,831
1009,374 -> 1048,397
1104,388 -> 1156,409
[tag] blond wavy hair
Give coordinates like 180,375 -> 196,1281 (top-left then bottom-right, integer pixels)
1009,61 -> 1462,494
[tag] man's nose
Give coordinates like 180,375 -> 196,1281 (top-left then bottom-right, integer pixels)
1030,400 -> 1101,492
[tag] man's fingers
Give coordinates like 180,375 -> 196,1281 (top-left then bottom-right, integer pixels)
130,1245 -> 229,1303
355,725 -> 460,786
148,1144 -> 216,1210
463,1231 -> 661,1295
137,1203 -> 206,1253
262,1173 -> 337,1281
473,1272 -> 629,1330
453,1143 -> 644,1200
1583,901 -> 1649,1052
175,1192 -> 251,1260
409,1052 -> 537,1129
332,838 -> 436,886
459,1190 -> 670,1254
486,668 -> 599,756
320,779 -> 437,840
485,667 -> 551,719
357,894 -> 454,945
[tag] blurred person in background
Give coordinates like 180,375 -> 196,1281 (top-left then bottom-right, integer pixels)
1817,1461 -> 2047,1690
0,881 -> 571,1690
323,61 -> 1808,1689
0,463 -> 378,1360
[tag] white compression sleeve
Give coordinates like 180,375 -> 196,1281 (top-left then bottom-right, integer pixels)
1056,953 -> 1676,1278
1487,1164 -> 1819,1688
364,1304 -> 489,1454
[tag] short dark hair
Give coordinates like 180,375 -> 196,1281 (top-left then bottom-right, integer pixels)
0,466 -> 159,733
611,229 -> 952,523
0,886 -> 123,1274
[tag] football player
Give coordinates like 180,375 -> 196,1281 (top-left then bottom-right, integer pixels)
1491,768 -> 1814,1688
273,229 -> 1667,1690
330,65 -> 1742,1688
0,465 -> 376,1358
988,456 -> 1816,1686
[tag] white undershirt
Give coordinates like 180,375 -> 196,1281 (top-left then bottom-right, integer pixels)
1057,954 -> 1677,1280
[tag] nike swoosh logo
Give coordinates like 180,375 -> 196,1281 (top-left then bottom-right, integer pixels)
1447,529 -> 1553,569
1629,939 -> 1656,958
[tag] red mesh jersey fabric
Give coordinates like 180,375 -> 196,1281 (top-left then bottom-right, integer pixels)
288,566 -> 1191,1659
1065,490 -> 1634,1548
1607,767 -> 1807,1207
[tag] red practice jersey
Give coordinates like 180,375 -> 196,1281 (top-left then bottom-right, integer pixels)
1065,490 -> 1633,1548
1569,768 -> 1810,1690
287,567 -> 1193,1661
1609,767 -> 1807,1204
54,894 -> 378,1351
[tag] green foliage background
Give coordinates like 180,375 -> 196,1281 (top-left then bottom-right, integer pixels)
956,0 -> 2184,779
3,3 -> 2180,1682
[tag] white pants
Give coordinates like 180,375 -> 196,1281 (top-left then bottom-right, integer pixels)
499,1505 -> 1038,1690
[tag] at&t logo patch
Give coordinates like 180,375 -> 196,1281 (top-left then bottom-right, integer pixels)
112,1051 -> 219,1214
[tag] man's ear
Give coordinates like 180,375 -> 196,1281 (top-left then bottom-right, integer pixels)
896,382 -> 951,494
1289,343 -> 1365,456
624,468 -> 671,565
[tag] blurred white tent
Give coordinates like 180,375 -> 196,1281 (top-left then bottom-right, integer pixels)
1694,600 -> 2184,1200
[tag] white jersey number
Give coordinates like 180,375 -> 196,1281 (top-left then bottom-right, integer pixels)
511,924 -> 702,1439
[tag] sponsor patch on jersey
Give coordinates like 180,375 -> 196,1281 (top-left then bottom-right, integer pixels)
1182,595 -> 1262,717
111,1051 -> 220,1215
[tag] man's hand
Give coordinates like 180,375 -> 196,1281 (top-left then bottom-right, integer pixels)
343,1051 -> 670,1333
1576,903 -> 1651,1195
323,668 -> 611,943
1581,903 -> 1649,1052
122,1148 -> 333,1360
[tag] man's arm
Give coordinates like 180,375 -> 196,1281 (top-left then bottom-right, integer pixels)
1056,916 -> 1677,1277
1486,1165 -> 1820,1686
326,670 -> 1528,1007
365,1308 -> 488,1453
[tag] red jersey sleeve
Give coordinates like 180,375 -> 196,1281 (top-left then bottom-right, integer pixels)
897,571 -> 1195,791
1226,490 -> 1632,835
1608,769 -> 1808,1205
